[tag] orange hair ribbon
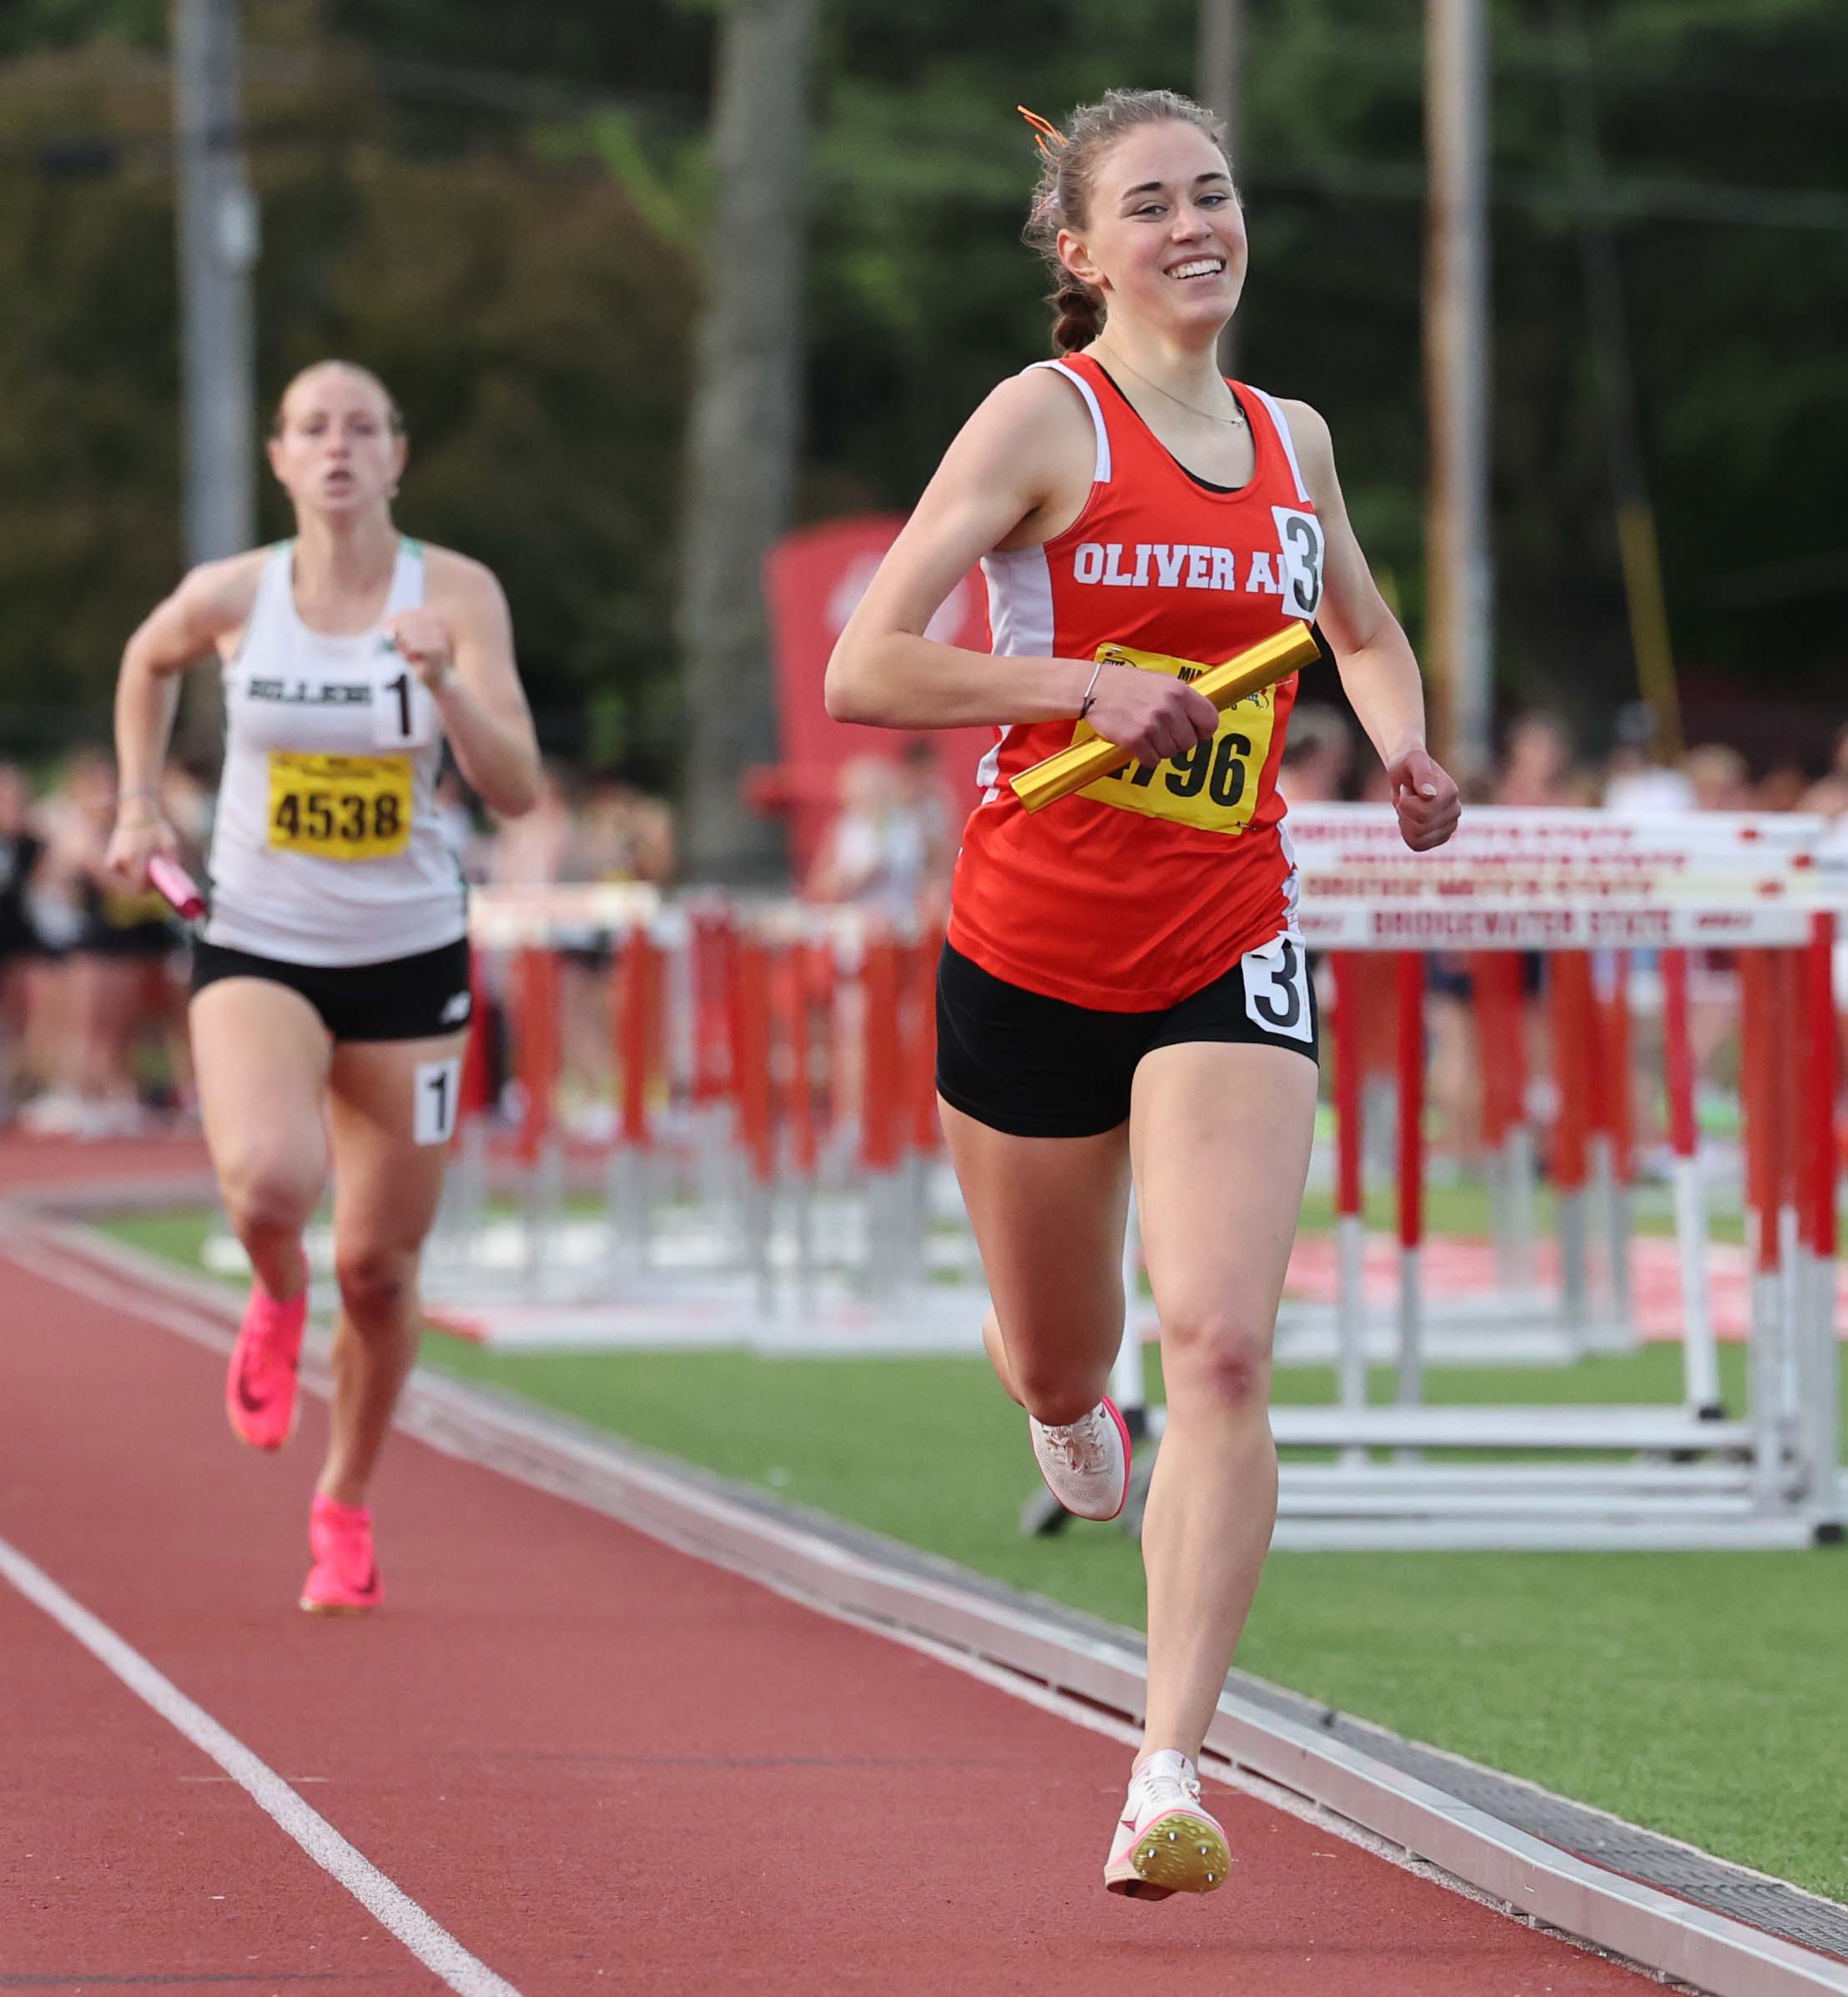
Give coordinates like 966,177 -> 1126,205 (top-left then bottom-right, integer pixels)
1016,105 -> 1065,158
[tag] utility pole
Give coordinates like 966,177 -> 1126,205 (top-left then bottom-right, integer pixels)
173,0 -> 259,760
1196,0 -> 1244,374
1423,0 -> 1493,777
1552,0 -> 1682,761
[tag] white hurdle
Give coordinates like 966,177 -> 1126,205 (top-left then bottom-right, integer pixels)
417,813 -> 1840,1552
1263,807 -> 1845,1550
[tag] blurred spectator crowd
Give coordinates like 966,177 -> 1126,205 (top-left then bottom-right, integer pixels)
0,753 -> 680,1139
3,710 -> 1845,1144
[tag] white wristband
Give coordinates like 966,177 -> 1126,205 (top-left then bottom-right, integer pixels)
1077,661 -> 1105,720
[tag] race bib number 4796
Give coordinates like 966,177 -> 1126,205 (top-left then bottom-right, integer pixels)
1071,642 -> 1282,838
267,751 -> 413,860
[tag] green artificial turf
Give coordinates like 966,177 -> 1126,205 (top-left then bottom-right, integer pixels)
97,1204 -> 1846,1904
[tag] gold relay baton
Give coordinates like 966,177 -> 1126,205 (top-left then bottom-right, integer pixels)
1009,620 -> 1321,813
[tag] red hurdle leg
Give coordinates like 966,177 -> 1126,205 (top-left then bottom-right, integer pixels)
1661,948 -> 1720,1413
1593,951 -> 1636,1330
618,928 -> 662,1154
1472,950 -> 1535,1288
859,931 -> 905,1295
1546,952 -> 1595,1340
1798,917 -> 1843,1536
728,933 -> 778,1306
1393,951 -> 1425,1416
511,947 -> 561,1170
1739,948 -> 1785,1501
1331,953 -> 1368,1425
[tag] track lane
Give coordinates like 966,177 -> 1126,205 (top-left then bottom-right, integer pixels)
1,1567 -> 451,1990
1,1190 -> 1670,1994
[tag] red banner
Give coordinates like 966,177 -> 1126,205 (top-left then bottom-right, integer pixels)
759,516 -> 994,881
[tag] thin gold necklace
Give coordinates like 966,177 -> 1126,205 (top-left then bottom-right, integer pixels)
1094,343 -> 1246,428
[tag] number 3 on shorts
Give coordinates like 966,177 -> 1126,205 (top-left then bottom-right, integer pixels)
1241,935 -> 1314,1044
413,1057 -> 461,1145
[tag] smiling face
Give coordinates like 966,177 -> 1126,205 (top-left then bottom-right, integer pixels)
1058,119 -> 1246,344
266,363 -> 406,522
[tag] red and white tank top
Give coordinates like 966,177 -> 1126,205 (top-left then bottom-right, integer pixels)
948,354 -> 1325,1011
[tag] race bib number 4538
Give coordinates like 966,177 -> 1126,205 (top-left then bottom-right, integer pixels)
1072,642 -> 1282,838
267,752 -> 413,861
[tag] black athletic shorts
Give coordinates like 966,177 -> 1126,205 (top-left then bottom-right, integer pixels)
935,936 -> 1318,1139
190,935 -> 472,1044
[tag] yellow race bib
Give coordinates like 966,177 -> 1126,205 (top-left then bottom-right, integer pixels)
1072,643 -> 1280,836
267,752 -> 413,861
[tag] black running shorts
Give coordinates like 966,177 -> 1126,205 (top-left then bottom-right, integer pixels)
935,935 -> 1318,1139
190,935 -> 472,1044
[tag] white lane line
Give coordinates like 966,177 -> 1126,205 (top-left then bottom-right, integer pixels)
0,1532 -> 522,1997
2,1229 -> 242,1361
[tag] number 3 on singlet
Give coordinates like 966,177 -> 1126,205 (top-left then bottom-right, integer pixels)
1241,934 -> 1314,1044
1271,507 -> 1325,621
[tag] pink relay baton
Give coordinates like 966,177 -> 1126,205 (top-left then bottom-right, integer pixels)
148,854 -> 206,922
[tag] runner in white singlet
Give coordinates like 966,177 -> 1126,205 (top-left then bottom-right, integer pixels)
202,534 -> 467,966
105,360 -> 541,1614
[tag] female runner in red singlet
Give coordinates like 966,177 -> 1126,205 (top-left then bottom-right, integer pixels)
827,90 -> 1460,1899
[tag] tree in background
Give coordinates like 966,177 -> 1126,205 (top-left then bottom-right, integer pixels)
0,6 -> 696,778
676,0 -> 818,882
2,0 -> 1845,808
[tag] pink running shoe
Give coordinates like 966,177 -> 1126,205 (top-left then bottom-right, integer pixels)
1104,1749 -> 1231,1899
225,1283 -> 307,1451
1029,1397 -> 1132,1522
300,1494 -> 382,1615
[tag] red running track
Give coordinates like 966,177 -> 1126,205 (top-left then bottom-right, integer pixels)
0,1139 -> 1667,1994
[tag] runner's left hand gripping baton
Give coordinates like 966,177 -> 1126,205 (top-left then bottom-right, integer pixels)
1010,620 -> 1321,813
